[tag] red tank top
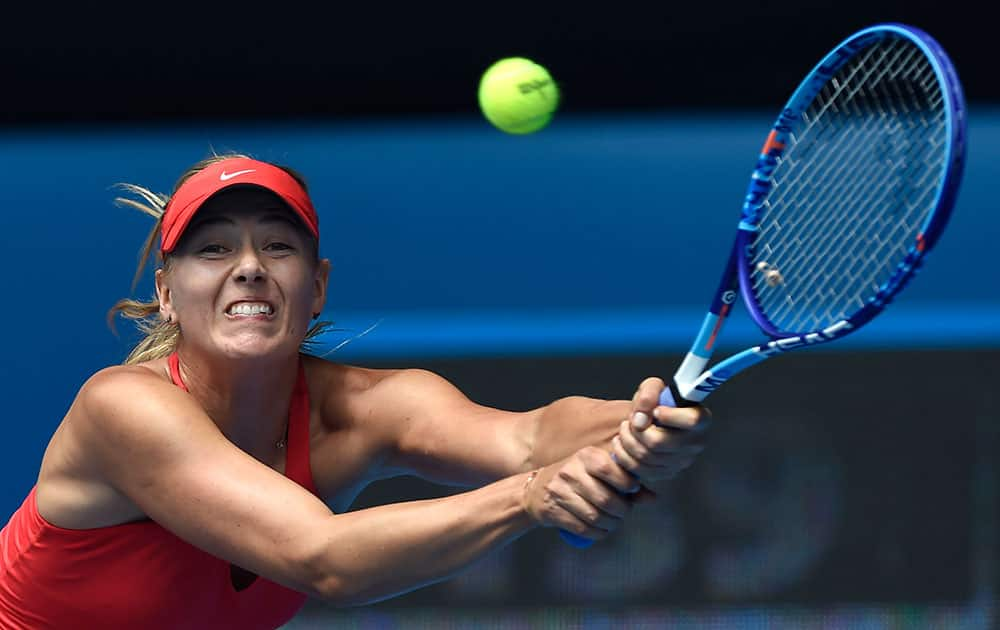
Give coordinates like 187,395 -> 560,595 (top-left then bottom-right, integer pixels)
0,354 -> 318,629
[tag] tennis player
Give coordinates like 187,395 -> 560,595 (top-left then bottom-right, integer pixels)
0,155 -> 709,628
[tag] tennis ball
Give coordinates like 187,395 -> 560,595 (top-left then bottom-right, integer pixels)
478,57 -> 559,134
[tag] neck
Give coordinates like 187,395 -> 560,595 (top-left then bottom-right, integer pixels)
171,345 -> 299,457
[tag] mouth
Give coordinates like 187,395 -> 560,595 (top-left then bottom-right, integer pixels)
225,301 -> 276,320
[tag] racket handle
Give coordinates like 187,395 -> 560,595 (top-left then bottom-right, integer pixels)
559,463 -> 642,549
559,530 -> 594,548
660,386 -> 678,408
559,382 -> 694,549
558,450 -> 645,548
659,381 -> 697,409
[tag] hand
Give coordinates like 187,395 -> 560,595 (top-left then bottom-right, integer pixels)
523,446 -> 640,543
610,377 -> 710,482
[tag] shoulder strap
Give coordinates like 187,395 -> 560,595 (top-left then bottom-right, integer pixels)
167,352 -> 188,392
284,359 -> 318,496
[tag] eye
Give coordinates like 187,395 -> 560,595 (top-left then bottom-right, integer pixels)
199,243 -> 229,255
265,241 -> 294,252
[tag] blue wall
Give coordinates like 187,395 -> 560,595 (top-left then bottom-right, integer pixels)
2,110 -> 998,514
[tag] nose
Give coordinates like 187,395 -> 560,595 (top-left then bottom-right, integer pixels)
232,246 -> 267,284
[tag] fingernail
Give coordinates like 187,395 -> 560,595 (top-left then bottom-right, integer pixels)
632,411 -> 650,429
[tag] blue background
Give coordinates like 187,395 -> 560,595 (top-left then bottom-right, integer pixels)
2,4 -> 997,626
2,110 -> 998,518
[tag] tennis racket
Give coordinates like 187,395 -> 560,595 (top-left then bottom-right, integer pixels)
561,22 -> 966,548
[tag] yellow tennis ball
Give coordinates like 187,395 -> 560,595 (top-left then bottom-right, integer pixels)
478,57 -> 559,134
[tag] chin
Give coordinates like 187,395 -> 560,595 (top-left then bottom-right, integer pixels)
215,334 -> 301,361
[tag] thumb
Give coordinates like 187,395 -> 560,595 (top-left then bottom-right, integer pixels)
630,410 -> 653,431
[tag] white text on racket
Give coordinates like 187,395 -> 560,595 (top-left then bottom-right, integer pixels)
691,320 -> 856,395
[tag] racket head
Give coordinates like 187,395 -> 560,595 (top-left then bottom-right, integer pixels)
734,23 -> 967,340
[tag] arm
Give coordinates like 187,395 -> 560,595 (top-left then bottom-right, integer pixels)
74,367 -> 632,605
534,377 -> 710,482
379,369 -> 709,485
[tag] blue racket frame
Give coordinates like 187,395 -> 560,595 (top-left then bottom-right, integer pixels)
667,23 -> 967,406
562,23 -> 966,549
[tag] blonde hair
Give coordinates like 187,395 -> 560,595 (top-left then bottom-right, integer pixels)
108,153 -> 332,364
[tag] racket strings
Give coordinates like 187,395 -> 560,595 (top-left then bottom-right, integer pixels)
749,34 -> 948,333
765,42 -> 927,264
799,70 -> 942,299
765,113 -> 941,330
766,121 -> 941,326
761,119 -> 922,325
766,42 -> 933,251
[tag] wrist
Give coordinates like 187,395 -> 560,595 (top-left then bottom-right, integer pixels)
520,469 -> 540,523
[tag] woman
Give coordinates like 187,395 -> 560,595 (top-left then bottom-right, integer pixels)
0,155 -> 709,628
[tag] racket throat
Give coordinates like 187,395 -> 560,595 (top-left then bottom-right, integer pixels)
672,353 -> 710,405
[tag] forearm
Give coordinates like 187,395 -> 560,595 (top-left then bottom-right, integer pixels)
307,472 -> 534,605
526,396 -> 629,469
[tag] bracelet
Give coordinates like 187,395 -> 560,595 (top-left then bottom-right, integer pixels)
521,469 -> 540,515
524,469 -> 539,491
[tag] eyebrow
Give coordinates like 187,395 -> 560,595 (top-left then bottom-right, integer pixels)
188,211 -> 301,232
187,215 -> 235,231
258,213 -> 301,229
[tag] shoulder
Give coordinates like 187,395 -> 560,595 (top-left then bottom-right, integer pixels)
70,362 -> 215,457
81,361 -> 169,397
76,362 -> 181,423
38,362 -> 203,526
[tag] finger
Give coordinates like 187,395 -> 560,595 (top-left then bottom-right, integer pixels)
555,480 -> 625,532
580,446 -> 640,497
636,377 -> 666,408
539,464 -> 620,540
652,405 -> 711,433
619,421 -> 677,465
632,422 -> 706,454
581,480 -> 632,520
614,432 -> 695,482
611,435 -> 642,477
631,410 -> 653,431
631,377 -> 671,432
556,509 -> 611,542
582,475 -> 633,519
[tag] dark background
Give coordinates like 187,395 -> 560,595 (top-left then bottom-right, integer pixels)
0,1 -> 990,126
2,2 -> 996,627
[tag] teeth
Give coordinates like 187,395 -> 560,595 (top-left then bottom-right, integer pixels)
228,302 -> 273,316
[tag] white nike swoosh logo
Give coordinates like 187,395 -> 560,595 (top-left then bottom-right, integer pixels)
220,169 -> 256,181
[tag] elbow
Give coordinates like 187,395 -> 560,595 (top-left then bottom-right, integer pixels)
299,564 -> 360,606
310,574 -> 356,606
302,557 -> 417,607
294,541 -> 369,606
295,549 -> 349,604
310,575 -> 387,608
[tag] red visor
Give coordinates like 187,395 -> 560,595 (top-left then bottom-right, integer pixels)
160,157 -> 319,253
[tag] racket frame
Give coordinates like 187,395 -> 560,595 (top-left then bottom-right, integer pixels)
671,23 -> 967,405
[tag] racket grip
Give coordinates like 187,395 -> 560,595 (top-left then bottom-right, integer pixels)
559,530 -> 594,548
659,386 -> 678,408
558,454 -> 643,549
659,381 -> 697,409
559,383 -> 686,549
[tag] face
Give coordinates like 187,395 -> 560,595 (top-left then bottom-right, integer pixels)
156,187 -> 330,360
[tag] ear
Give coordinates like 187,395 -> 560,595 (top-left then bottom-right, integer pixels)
311,259 -> 331,319
155,268 -> 175,323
